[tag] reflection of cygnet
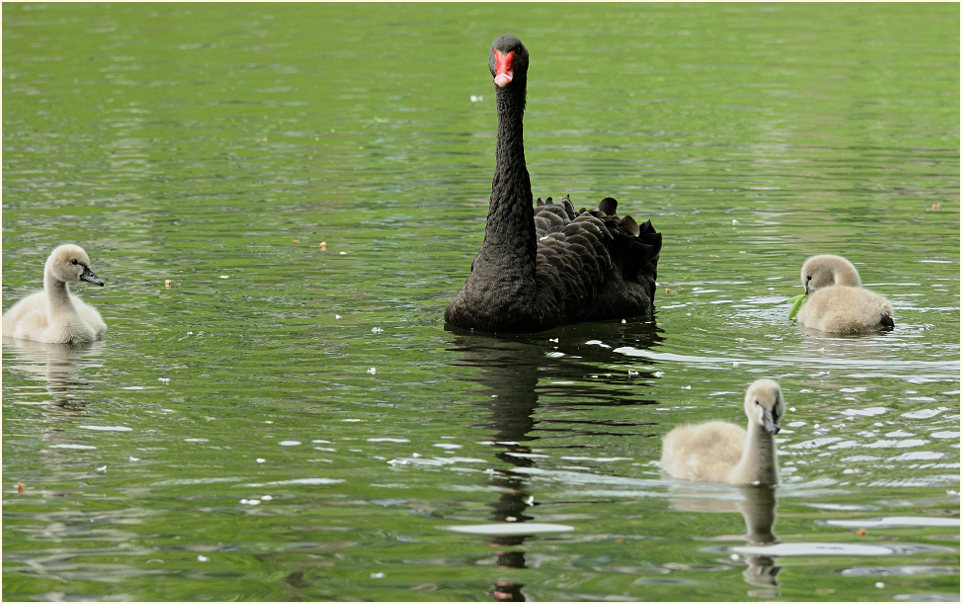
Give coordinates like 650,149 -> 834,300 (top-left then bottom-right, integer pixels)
737,485 -> 781,589
2,245 -> 106,344
795,254 -> 893,334
660,380 -> 784,485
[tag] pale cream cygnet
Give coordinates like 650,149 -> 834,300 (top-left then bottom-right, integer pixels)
795,254 -> 893,334
660,379 -> 785,485
2,244 -> 107,344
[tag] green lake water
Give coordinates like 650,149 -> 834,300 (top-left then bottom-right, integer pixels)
2,3 -> 959,601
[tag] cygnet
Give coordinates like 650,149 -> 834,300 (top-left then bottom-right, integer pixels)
660,379 -> 785,485
795,254 -> 893,334
2,244 -> 107,344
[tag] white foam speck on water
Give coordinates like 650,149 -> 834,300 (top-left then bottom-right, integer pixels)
787,437 -> 844,449
246,478 -> 344,487
840,407 -> 888,417
822,516 -> 960,529
902,408 -> 949,419
864,439 -> 899,448
893,451 -> 945,462
387,455 -> 485,468
78,425 -> 133,432
48,444 -> 96,450
827,440 -> 860,449
732,542 -> 951,557
448,522 -> 574,535
930,431 -> 960,440
279,441 -> 301,446
894,439 -> 929,448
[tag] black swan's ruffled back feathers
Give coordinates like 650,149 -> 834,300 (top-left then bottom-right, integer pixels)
533,196 -> 577,236
532,196 -> 662,326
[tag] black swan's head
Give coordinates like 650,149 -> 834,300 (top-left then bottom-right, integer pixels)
489,34 -> 529,89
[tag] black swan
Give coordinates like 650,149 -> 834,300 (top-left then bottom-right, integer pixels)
445,34 -> 662,333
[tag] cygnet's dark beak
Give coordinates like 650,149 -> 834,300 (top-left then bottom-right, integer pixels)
763,408 -> 780,434
80,265 -> 105,286
804,285 -> 813,295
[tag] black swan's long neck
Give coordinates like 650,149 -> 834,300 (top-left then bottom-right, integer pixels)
478,83 -> 536,272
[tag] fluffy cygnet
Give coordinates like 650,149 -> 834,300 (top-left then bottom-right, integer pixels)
660,379 -> 785,485
795,254 -> 893,334
2,244 -> 107,344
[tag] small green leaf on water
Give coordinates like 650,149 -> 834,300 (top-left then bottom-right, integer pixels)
787,293 -> 809,320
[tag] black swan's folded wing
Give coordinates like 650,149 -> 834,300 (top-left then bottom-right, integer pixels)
533,195 -> 577,237
534,197 -> 661,323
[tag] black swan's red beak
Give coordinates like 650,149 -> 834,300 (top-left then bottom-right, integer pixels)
493,49 -> 514,87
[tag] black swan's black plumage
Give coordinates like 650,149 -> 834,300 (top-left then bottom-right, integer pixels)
445,34 -> 661,333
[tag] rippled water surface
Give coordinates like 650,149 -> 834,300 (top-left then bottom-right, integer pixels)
3,3 -> 959,602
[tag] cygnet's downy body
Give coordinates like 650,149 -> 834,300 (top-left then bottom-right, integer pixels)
2,244 -> 106,344
660,379 -> 785,485
795,254 -> 893,334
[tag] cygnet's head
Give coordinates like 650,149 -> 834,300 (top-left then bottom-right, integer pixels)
743,379 -> 784,434
800,254 -> 861,294
45,244 -> 104,286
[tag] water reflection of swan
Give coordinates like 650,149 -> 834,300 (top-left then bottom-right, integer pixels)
667,484 -> 781,597
2,335 -> 104,410
449,319 -> 662,601
735,486 -> 781,593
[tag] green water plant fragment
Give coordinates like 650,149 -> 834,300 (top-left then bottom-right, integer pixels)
787,293 -> 809,320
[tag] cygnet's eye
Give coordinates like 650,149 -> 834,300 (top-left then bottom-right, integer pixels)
806,274 -> 812,281
71,259 -> 79,265
754,399 -> 760,406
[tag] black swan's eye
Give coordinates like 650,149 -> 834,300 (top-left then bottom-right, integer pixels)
71,259 -> 79,265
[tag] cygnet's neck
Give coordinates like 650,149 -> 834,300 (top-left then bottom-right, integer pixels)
731,422 -> 779,485
833,265 -> 861,287
44,267 -> 77,316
